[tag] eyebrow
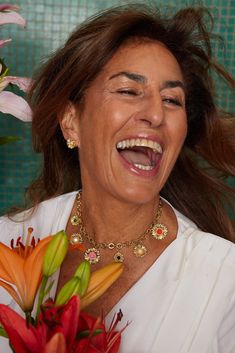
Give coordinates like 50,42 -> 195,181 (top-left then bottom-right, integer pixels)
109,71 -> 185,92
161,80 -> 186,93
109,71 -> 147,84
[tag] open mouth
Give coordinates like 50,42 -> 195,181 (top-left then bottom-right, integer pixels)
116,138 -> 163,172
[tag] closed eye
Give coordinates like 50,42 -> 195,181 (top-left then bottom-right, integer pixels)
162,97 -> 183,107
116,89 -> 140,96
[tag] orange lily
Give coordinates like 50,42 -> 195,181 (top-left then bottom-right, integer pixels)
0,228 -> 52,312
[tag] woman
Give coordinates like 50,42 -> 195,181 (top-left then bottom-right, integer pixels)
1,4 -> 235,353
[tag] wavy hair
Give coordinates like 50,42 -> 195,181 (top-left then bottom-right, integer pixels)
27,4 -> 235,240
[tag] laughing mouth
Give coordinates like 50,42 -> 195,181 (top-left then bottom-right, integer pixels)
116,138 -> 163,171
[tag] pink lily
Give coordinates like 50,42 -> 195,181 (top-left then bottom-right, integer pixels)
0,38 -> 11,48
0,76 -> 32,92
0,4 -> 26,27
0,4 -> 33,121
0,4 -> 21,11
0,91 -> 32,121
0,76 -> 33,121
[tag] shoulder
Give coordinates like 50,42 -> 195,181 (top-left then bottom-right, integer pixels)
0,191 -> 77,243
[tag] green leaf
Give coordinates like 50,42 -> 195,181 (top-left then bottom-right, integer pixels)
0,136 -> 20,145
77,328 -> 103,338
0,325 -> 8,338
0,58 -> 9,79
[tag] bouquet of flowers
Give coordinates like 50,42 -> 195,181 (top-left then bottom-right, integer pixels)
0,229 -> 125,352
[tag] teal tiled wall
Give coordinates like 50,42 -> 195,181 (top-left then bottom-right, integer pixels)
0,0 -> 234,214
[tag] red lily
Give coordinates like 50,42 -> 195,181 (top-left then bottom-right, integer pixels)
40,296 -> 80,352
75,311 -> 124,353
0,296 -> 124,353
0,296 -> 80,353
41,333 -> 66,353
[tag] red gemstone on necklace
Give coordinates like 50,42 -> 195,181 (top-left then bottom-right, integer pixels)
151,223 -> 168,240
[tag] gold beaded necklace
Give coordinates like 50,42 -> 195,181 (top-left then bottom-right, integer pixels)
70,191 -> 168,264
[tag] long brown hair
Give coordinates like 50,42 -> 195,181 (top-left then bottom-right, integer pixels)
27,4 -> 235,240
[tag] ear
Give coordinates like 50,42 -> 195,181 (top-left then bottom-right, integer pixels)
59,103 -> 81,148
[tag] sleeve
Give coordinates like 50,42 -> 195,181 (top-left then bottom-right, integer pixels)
0,215 -> 25,243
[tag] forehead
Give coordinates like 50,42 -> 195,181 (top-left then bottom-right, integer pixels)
99,40 -> 184,82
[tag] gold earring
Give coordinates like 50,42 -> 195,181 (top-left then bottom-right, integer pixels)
66,138 -> 76,149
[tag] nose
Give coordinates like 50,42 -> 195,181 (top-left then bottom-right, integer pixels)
135,94 -> 164,128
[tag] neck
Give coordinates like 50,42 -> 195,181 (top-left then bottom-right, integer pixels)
81,188 -> 159,244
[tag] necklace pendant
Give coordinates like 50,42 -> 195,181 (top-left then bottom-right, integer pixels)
70,214 -> 80,226
84,248 -> 100,264
113,252 -> 124,263
133,244 -> 147,258
70,233 -> 83,245
151,223 -> 168,240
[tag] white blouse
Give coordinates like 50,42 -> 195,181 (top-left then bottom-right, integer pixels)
0,191 -> 235,353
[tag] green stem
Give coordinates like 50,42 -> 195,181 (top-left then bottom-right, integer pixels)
36,275 -> 48,319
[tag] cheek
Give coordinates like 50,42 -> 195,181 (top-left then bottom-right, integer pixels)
171,114 -> 188,145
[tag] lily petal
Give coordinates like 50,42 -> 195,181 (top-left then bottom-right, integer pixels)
0,242 -> 25,299
0,5 -> 20,12
25,236 -> 52,311
0,76 -> 33,92
0,279 -> 23,307
0,91 -> 32,121
0,38 -> 11,48
0,304 -> 45,353
0,11 -> 26,27
41,333 -> 66,353
0,253 -> 14,282
54,296 -> 80,351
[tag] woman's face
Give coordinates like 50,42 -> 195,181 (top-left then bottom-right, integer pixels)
72,41 -> 187,204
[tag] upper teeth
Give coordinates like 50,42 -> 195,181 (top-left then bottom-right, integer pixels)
116,138 -> 162,154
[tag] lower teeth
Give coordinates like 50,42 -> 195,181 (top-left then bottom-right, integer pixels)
134,163 -> 154,171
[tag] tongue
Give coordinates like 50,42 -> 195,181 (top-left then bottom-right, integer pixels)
119,149 -> 151,166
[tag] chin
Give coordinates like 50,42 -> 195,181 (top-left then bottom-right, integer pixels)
116,184 -> 160,205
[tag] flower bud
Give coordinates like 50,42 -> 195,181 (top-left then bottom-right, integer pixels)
81,262 -> 124,309
74,261 -> 91,297
43,230 -> 68,277
55,277 -> 81,306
